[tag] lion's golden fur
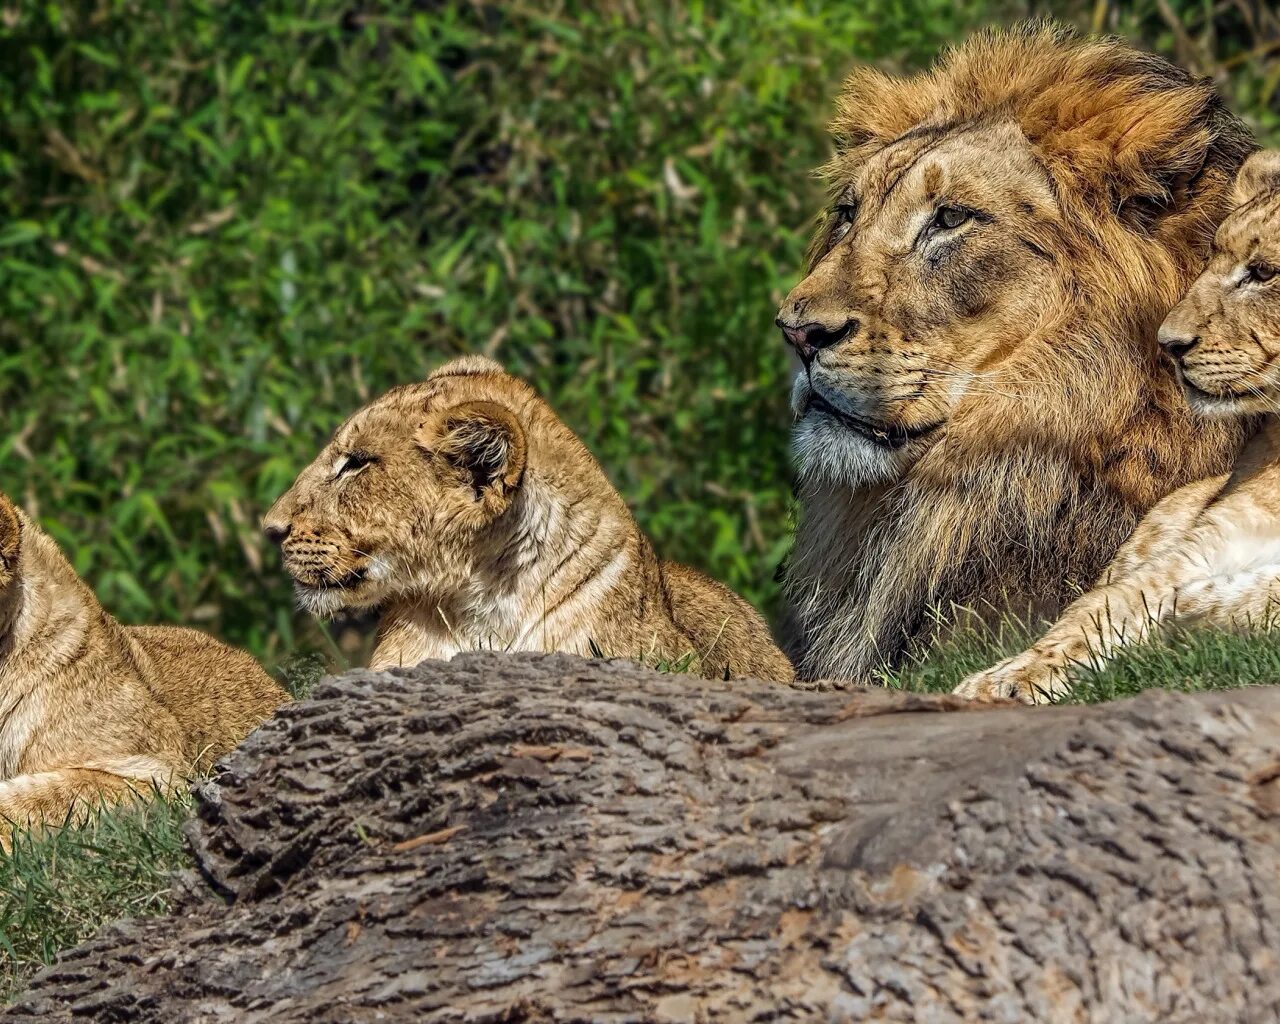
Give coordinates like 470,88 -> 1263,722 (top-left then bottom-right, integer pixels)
956,150 -> 1280,703
781,24 -> 1256,680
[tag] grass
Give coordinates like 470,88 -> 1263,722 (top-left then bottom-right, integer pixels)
882,618 -> 1280,703
0,793 -> 192,1001
1,0 -> 1278,1006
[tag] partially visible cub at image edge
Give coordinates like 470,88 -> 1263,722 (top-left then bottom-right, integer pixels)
955,150 -> 1280,704
0,492 -> 287,847
264,355 -> 795,682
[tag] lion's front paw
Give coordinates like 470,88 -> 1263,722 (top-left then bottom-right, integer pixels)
953,659 -> 1065,706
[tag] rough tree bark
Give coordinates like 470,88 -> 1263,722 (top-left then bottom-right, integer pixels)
7,653 -> 1280,1023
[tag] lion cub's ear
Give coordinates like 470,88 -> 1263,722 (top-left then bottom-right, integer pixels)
418,401 -> 527,515
1233,150 -> 1280,207
428,354 -> 505,380
0,493 -> 22,582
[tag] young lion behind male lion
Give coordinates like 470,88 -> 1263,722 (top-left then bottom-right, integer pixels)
0,492 -> 287,847
264,356 -> 794,682
956,151 -> 1280,703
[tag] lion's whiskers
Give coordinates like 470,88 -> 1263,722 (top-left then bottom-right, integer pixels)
924,365 -> 1040,401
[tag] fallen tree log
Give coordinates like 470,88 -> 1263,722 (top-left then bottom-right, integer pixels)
8,653 -> 1280,1023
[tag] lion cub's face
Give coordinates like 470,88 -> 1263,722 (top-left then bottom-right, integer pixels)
1159,151 -> 1280,418
0,493 -> 21,599
263,357 -> 528,618
777,122 -> 1066,486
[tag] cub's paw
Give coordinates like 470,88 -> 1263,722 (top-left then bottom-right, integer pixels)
952,660 -> 1064,706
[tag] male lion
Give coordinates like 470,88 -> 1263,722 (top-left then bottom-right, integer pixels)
263,356 -> 794,681
957,150 -> 1280,703
0,491 -> 286,848
776,24 -> 1255,680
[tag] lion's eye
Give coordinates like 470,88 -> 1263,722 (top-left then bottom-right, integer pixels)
336,452 -> 378,479
829,202 -> 857,244
1247,262 -> 1278,284
931,205 -> 972,232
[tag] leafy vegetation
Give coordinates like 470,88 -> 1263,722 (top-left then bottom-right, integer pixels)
0,0 -> 1278,1003
0,2 -> 1276,671
0,0 -> 1004,670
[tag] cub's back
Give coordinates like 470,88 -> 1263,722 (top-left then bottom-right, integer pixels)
660,563 -> 794,682
126,626 -> 288,767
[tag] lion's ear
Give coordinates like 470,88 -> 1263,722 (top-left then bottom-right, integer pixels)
418,401 -> 527,512
1233,150 -> 1280,206
1100,83 -> 1252,233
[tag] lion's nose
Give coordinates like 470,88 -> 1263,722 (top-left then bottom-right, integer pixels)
263,520 -> 291,547
776,318 -> 859,364
1157,326 -> 1200,361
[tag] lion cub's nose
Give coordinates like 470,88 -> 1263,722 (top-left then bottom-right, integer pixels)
263,521 -> 291,547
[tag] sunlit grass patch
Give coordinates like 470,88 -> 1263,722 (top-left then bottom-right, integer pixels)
875,616 -> 1033,694
0,793 -> 193,1002
881,616 -> 1280,703
1062,625 -> 1280,703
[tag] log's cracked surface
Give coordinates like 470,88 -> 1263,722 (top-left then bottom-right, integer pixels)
8,652 -> 1280,1023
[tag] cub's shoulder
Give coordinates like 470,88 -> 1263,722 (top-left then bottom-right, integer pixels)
660,562 -> 794,682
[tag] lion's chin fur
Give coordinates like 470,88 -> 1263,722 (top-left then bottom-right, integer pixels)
295,583 -> 380,619
791,413 -> 913,488
789,373 -> 918,487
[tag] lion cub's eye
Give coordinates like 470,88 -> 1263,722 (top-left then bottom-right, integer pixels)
335,452 -> 378,479
931,205 -> 972,232
1246,262 -> 1278,284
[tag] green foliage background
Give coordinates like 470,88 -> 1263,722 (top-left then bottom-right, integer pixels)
1,0 -> 1277,671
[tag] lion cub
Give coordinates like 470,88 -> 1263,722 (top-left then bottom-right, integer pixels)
0,492 -> 287,846
264,356 -> 794,681
956,150 -> 1280,703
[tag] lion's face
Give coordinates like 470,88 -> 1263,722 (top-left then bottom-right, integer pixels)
1159,151 -> 1280,418
778,122 -> 1065,486
779,25 -> 1256,680
263,357 -> 527,618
